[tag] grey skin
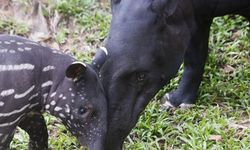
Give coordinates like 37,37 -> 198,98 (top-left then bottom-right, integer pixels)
0,35 -> 107,150
92,0 -> 250,149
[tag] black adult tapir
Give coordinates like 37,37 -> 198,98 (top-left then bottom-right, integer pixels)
92,0 -> 250,149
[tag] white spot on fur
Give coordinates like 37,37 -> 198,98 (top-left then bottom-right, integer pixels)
50,92 -> 56,97
65,104 -> 70,113
42,66 -> 55,72
14,85 -> 35,99
52,50 -> 63,54
43,93 -> 48,98
59,94 -> 63,98
45,104 -> 50,110
0,49 -> 8,53
43,93 -> 48,104
4,41 -> 10,44
59,113 -> 65,118
0,89 -> 15,97
50,100 -> 56,106
9,50 -> 16,53
0,64 -> 34,72
0,114 -> 25,127
54,106 -> 62,112
29,93 -> 39,101
0,104 -> 30,117
0,101 -> 4,107
17,48 -> 24,52
41,81 -> 53,88
17,42 -> 23,45
24,47 -> 32,51
29,103 -> 39,109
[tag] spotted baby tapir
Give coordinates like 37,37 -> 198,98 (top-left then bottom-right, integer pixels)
0,35 -> 107,150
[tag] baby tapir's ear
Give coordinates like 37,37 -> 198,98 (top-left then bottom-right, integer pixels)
66,62 -> 87,80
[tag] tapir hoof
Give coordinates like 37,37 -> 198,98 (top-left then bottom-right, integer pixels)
160,93 -> 194,110
160,93 -> 174,110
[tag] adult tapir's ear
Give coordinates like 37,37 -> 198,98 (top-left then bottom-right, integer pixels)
66,62 -> 87,79
92,47 -> 108,71
151,0 -> 177,16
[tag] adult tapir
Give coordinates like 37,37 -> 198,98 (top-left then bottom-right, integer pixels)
92,0 -> 250,149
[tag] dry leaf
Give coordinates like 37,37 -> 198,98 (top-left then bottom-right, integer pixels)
0,0 -> 11,10
229,119 -> 250,130
222,65 -> 235,74
231,30 -> 241,40
209,135 -> 222,142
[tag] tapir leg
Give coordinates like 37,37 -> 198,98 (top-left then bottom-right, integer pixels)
162,19 -> 213,108
18,113 -> 48,150
0,126 -> 16,150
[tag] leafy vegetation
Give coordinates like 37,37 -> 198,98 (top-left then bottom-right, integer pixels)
0,18 -> 29,36
0,0 -> 249,149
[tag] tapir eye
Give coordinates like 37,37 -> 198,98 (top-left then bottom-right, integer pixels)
78,104 -> 93,118
78,106 -> 88,115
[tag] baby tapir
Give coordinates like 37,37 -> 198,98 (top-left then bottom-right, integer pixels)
0,35 -> 107,150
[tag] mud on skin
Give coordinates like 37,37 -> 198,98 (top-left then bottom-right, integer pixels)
0,35 -> 107,150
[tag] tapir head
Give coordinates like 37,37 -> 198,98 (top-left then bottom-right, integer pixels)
93,0 -> 194,149
59,62 -> 107,150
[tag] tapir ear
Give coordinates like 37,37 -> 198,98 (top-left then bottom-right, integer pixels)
92,47 -> 108,71
66,62 -> 87,79
151,0 -> 177,16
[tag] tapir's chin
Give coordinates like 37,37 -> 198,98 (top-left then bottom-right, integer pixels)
78,136 -> 104,150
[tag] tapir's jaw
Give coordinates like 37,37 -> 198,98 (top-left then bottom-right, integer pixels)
103,129 -> 127,150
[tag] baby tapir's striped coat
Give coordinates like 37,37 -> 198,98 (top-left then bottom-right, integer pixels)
0,35 -> 107,150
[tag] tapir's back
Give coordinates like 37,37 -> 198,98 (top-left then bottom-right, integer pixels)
0,35 -> 74,85
0,35 -> 74,113
0,35 -> 41,93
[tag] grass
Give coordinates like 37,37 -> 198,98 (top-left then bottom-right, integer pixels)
0,0 -> 249,149
0,18 -> 29,36
125,15 -> 250,150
